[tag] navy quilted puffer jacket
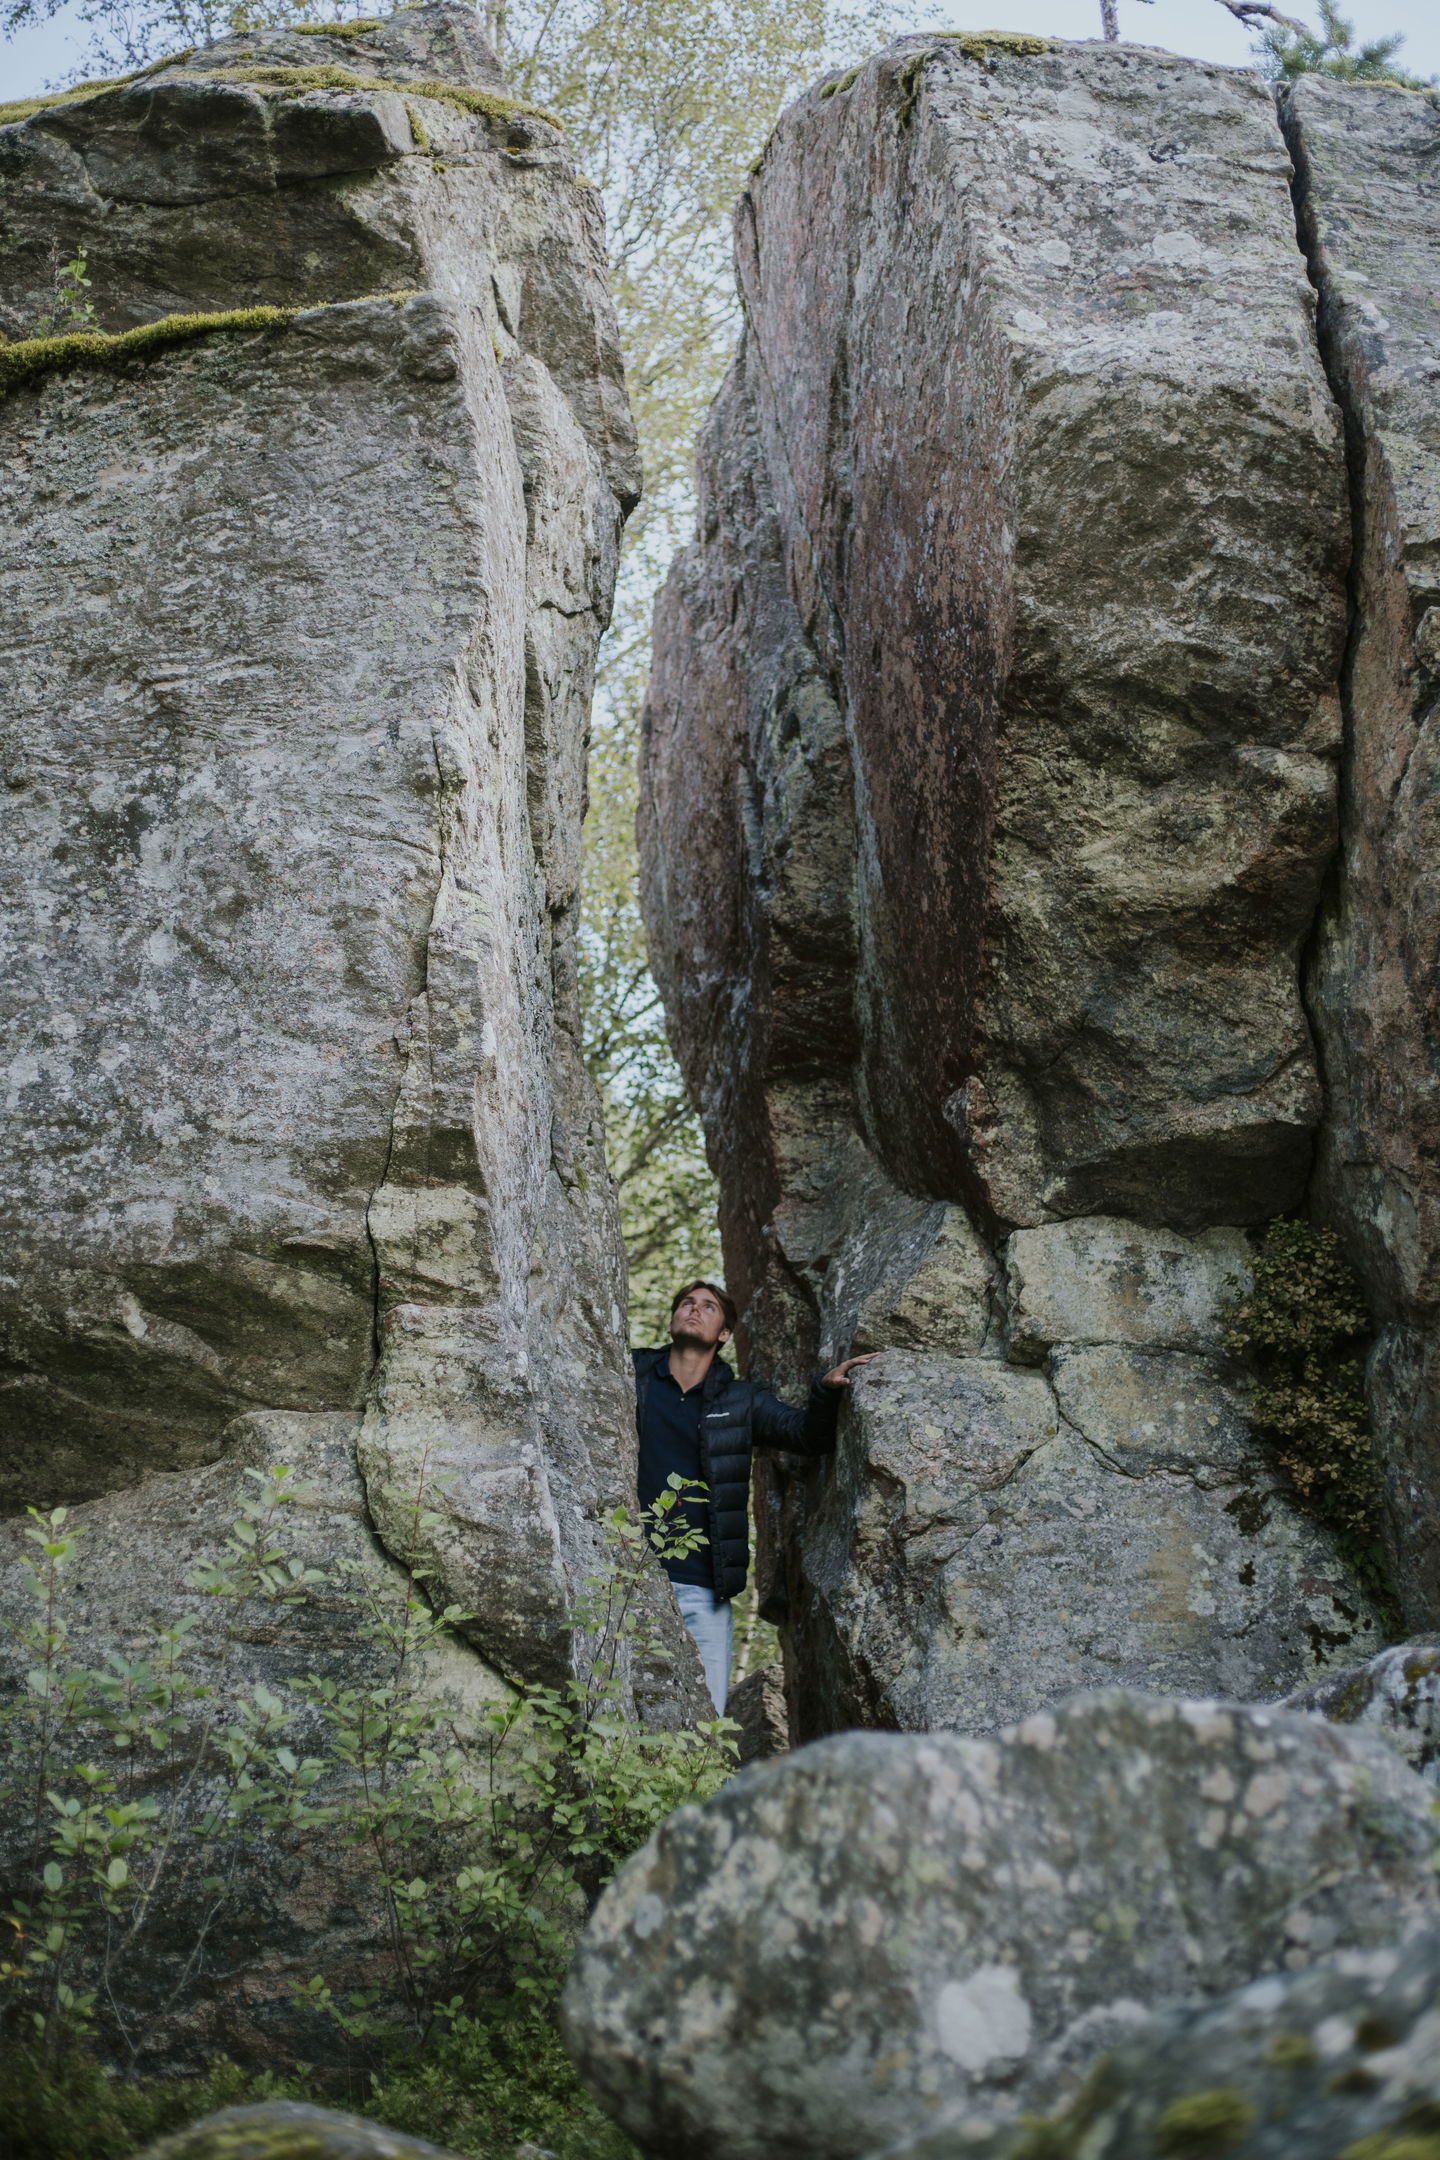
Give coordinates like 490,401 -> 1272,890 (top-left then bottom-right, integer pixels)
632,1348 -> 841,1602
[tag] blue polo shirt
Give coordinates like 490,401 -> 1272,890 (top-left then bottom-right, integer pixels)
637,1355 -> 713,1587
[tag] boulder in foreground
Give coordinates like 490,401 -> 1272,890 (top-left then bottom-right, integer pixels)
562,1691 -> 1440,2160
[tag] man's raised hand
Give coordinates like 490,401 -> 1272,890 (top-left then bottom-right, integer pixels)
820,1353 -> 881,1389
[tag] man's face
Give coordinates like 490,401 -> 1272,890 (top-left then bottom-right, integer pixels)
670,1286 -> 731,1350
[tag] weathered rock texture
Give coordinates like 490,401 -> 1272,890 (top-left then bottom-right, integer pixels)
0,8 -> 701,1714
562,1692 -> 1440,2160
140,2101 -> 469,2160
1284,76 -> 1440,1628
1284,1634 -> 1440,1785
639,35 -> 1431,1731
881,1930 -> 1440,2160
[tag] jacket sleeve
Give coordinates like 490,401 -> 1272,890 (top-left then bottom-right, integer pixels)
750,1377 -> 841,1457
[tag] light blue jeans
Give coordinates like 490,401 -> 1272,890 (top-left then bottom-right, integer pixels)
672,1583 -> 734,1715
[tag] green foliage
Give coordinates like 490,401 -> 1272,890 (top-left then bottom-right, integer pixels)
0,2009 -> 637,2160
361,2003 -> 638,2157
1253,0 -> 1436,89
0,2051 -> 312,2160
1221,1219 -> 1397,1619
1,1463 -> 734,2098
31,248 -> 98,336
1221,1220 -> 1377,1531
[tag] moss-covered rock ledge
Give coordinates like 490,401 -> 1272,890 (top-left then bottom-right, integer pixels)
0,292 -> 418,399
137,2101 -> 469,2160
0,58 -> 559,133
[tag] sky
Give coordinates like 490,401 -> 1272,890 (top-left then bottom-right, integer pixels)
2,0 -> 1439,95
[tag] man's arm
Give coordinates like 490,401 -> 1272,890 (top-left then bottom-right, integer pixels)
750,1355 -> 880,1457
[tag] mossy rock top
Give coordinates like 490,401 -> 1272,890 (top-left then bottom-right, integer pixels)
138,2100 -> 469,2160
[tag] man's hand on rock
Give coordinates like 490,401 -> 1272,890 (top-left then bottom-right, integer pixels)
820,1354 -> 881,1389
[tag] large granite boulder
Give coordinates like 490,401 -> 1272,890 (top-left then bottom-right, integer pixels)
0,0 -> 705,2063
0,4 -> 700,1715
638,34 -> 1420,1727
883,1930 -> 1440,2160
562,1692 -> 1440,2160
1283,76 -> 1440,1630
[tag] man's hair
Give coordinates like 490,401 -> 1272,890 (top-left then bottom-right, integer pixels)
670,1279 -> 738,1335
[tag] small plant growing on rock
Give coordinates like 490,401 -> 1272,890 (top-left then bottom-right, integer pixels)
0,1460 -> 733,2100
1222,1220 -> 1396,1616
32,248 -> 98,338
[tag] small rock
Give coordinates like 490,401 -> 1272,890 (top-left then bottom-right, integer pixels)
137,2100 -> 469,2160
561,1690 -> 1440,2160
1282,1637 -> 1440,1785
725,1660 -> 790,1764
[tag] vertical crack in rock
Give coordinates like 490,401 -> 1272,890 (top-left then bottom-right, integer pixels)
642,36 -> 1388,1740
1278,77 -> 1440,1625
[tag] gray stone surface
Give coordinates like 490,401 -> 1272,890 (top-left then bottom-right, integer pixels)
0,6 -> 703,1722
562,1691 -> 1440,2160
643,34 -> 1348,1283
638,36 -> 1381,1736
1005,1220 -> 1250,1365
884,1930 -> 1440,2160
1283,1636 -> 1440,1786
725,1658 -> 790,1765
783,1350 -> 1383,1741
139,2100 -> 470,2160
1285,75 -> 1440,1630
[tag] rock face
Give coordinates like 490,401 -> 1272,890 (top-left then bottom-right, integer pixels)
1283,77 -> 1440,1629
639,34 -> 1417,1730
0,7 -> 700,1715
561,1691 -> 1440,2160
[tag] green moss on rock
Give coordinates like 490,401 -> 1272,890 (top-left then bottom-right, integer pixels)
1263,2029 -> 1319,2069
937,29 -> 1057,58
819,63 -> 863,99
1155,2088 -> 1257,2158
136,2098 -> 469,2159
1339,2139 -> 1440,2160
290,17 -> 388,36
0,292 -> 416,400
187,62 -> 562,131
0,49 -> 193,125
2,57 -> 560,134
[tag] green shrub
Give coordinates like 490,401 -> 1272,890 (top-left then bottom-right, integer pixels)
1222,1220 -> 1397,1616
1,1458 -> 732,2137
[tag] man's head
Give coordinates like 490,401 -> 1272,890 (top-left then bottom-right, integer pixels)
669,1280 -> 736,1351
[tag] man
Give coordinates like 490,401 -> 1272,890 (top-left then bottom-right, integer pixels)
634,1280 -> 876,1714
